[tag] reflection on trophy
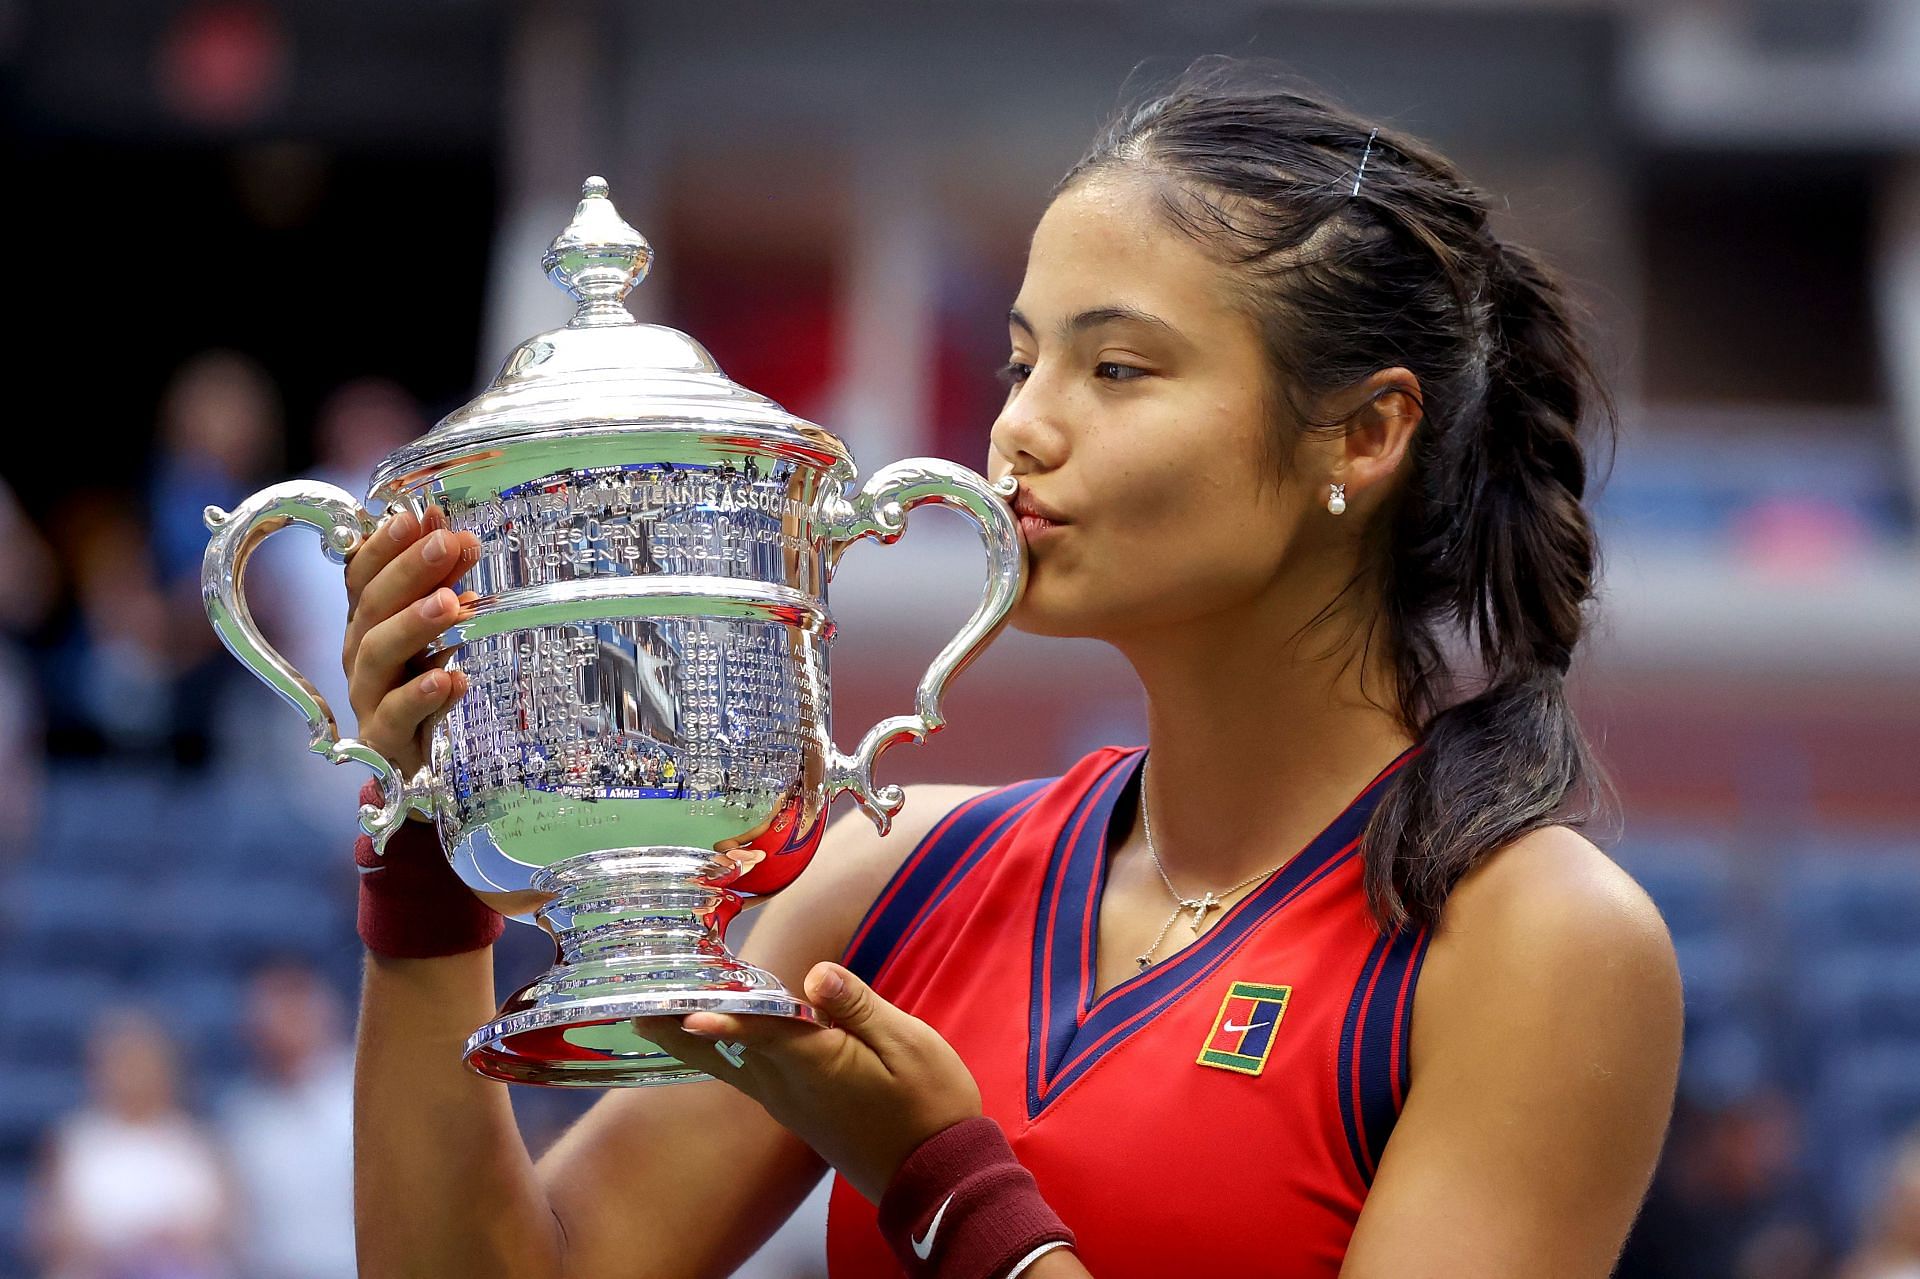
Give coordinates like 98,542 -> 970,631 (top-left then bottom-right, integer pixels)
201,178 -> 1026,1086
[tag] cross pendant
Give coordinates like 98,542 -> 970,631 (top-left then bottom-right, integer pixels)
1185,892 -> 1221,933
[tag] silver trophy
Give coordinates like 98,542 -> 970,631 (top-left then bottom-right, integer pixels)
202,178 -> 1025,1086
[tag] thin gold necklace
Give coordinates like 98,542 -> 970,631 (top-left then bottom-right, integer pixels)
1135,761 -> 1290,970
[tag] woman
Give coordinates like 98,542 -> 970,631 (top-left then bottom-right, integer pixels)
346,62 -> 1682,1278
31,1009 -> 236,1279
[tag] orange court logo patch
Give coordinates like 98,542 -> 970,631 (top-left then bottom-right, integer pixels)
1197,981 -> 1293,1076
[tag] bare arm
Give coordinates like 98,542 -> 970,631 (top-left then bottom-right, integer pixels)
1338,826 -> 1685,1278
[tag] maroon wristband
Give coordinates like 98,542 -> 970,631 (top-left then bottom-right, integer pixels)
354,779 -> 503,959
878,1116 -> 1074,1279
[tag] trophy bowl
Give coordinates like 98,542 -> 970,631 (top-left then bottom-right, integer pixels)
201,178 -> 1025,1086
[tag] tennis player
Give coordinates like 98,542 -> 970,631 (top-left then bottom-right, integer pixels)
345,61 -> 1682,1279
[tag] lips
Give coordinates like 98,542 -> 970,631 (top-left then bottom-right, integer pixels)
1011,487 -> 1070,525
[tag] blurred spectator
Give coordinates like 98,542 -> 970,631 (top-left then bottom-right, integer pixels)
216,960 -> 356,1279
0,478 -> 57,855
311,377 -> 428,484
147,350 -> 283,767
41,494 -> 178,759
1617,1086 -> 1833,1279
0,477 -> 60,634
1841,1127 -> 1920,1279
148,349 -> 283,588
240,377 -> 428,824
28,1008 -> 235,1279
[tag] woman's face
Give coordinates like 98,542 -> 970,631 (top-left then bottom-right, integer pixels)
987,169 -> 1325,642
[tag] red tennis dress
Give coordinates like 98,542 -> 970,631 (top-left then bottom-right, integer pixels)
826,745 -> 1430,1277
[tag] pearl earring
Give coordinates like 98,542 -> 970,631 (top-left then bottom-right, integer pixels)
1328,483 -> 1347,516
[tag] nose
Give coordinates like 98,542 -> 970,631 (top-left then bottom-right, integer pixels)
988,382 -> 1067,478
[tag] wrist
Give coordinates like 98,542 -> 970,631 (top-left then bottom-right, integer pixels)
877,1116 -> 1074,1279
355,779 -> 503,959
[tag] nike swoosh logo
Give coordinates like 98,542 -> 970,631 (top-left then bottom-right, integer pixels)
1222,1019 -> 1270,1035
355,865 -> 383,876
912,1193 -> 955,1261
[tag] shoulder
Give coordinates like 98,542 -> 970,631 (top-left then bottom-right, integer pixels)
1431,825 -> 1677,980
1415,824 -> 1683,1072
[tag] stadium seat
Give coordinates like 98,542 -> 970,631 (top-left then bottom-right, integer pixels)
1781,855 -> 1920,956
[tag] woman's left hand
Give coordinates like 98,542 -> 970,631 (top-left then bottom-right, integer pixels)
634,963 -> 983,1203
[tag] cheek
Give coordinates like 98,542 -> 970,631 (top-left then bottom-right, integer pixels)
1120,484 -> 1292,617
1015,463 -> 1294,637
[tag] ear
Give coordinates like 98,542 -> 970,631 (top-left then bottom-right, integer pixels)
1331,367 -> 1423,506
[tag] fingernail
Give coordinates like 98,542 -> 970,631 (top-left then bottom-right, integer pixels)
419,671 -> 444,695
814,966 -> 846,1000
422,531 -> 450,565
419,591 -> 451,620
387,511 -> 416,543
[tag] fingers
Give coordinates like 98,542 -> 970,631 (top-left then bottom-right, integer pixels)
348,523 -> 478,654
341,499 -> 472,626
633,1008 -> 842,1080
351,587 -> 470,723
345,504 -> 432,617
415,594 -> 485,675
632,1015 -> 754,1081
343,522 -> 480,681
680,1010 -> 826,1048
356,666 -> 465,766
801,963 -> 908,1055
655,965 -> 912,1077
664,965 -> 904,1060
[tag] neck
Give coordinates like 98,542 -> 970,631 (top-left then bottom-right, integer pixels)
1112,586 -> 1414,889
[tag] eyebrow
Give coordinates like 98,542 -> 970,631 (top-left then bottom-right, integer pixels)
1008,304 -> 1180,342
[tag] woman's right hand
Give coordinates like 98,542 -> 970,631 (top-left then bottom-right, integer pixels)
342,503 -> 482,778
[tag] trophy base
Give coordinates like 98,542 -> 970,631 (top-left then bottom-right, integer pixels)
464,983 -> 819,1087
461,846 -> 821,1087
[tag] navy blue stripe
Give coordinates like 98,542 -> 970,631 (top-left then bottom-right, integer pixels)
1395,931 -> 1432,1103
1357,928 -> 1426,1178
842,779 -> 1052,985
1338,931 -> 1391,1183
1027,753 -> 1141,1116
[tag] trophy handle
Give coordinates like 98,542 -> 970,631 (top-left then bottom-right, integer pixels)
821,462 -> 1026,834
202,480 -> 434,853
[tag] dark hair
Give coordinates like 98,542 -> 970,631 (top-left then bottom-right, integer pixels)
1063,59 -> 1613,933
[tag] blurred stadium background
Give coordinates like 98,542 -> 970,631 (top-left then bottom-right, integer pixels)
5,1 -> 1919,1276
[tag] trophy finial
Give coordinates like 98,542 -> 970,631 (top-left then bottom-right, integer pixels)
543,175 -> 652,328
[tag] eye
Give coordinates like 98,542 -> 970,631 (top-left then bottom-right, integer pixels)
1094,361 -> 1148,382
996,360 -> 1033,388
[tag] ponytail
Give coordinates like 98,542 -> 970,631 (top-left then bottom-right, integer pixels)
1362,242 -> 1609,931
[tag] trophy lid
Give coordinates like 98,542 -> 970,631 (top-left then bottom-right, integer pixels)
372,177 -> 850,493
